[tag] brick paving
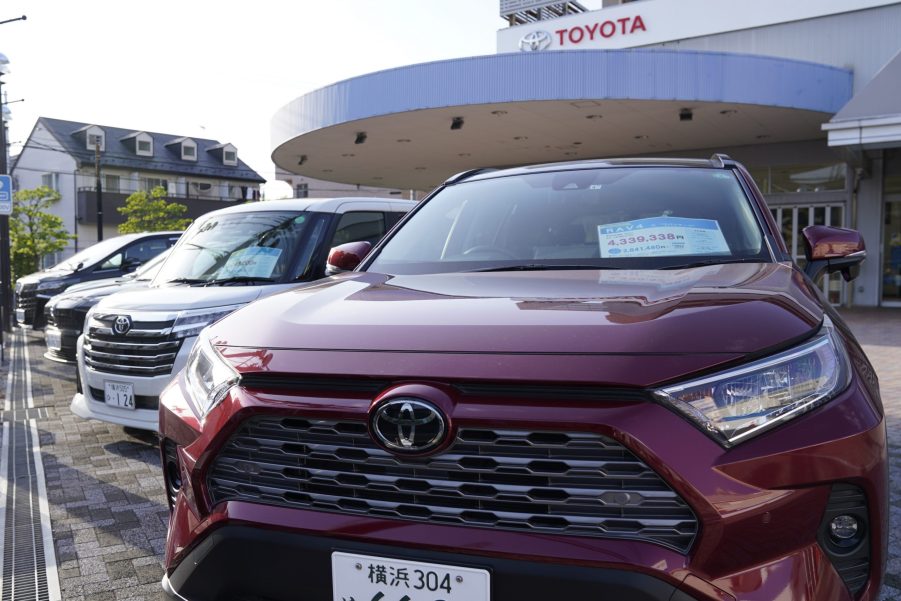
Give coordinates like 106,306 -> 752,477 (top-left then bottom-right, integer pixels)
20,331 -> 169,601
0,309 -> 897,600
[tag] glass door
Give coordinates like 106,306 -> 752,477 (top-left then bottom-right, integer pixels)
883,197 -> 901,306
769,203 -> 846,305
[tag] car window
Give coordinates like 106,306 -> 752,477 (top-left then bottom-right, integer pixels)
154,212 -> 314,284
97,237 -> 174,271
331,212 -> 386,248
368,168 -> 768,274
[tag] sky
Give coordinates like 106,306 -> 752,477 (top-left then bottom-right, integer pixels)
0,0 -> 603,197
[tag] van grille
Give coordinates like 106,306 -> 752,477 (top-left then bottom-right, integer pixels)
207,416 -> 698,552
83,315 -> 181,377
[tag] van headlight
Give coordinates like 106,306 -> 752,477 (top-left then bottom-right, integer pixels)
655,316 -> 851,447
184,333 -> 240,419
172,305 -> 244,339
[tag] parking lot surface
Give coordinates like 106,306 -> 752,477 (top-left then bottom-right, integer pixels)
0,307 -> 898,600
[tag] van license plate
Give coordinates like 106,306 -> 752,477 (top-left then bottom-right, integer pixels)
104,381 -> 135,410
332,552 -> 489,601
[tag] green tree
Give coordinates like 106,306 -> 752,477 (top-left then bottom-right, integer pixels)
117,186 -> 192,233
10,186 -> 75,282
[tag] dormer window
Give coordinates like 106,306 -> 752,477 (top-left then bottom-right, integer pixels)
84,125 -> 105,151
182,140 -> 197,161
224,150 -> 237,164
135,132 -> 153,157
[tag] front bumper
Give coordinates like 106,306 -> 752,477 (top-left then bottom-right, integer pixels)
160,372 -> 888,601
44,325 -> 79,362
162,525 -> 701,601
74,334 -> 196,432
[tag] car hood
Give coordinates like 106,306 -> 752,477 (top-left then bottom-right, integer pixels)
91,284 -> 277,313
17,269 -> 75,286
49,279 -> 148,308
211,263 -> 823,356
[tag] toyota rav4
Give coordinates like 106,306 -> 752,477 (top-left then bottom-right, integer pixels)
159,156 -> 886,601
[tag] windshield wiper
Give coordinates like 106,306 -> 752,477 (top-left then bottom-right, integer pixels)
203,276 -> 277,286
467,264 -> 621,273
659,258 -> 769,270
165,277 -> 209,285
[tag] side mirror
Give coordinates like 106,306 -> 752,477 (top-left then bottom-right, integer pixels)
122,257 -> 143,272
801,225 -> 866,282
325,241 -> 372,276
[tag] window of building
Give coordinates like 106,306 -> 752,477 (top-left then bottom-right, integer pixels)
223,150 -> 237,165
137,139 -> 152,155
182,143 -> 197,161
144,178 -> 169,192
105,174 -> 120,192
750,163 -> 847,194
87,133 -> 104,149
295,183 -> 309,198
41,172 -> 60,191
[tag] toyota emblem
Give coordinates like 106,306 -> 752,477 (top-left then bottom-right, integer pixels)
371,398 -> 447,454
519,30 -> 552,52
112,315 -> 132,335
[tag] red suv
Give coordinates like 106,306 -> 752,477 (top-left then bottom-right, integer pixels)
160,156 -> 886,601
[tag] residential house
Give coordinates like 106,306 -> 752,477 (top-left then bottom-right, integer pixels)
12,117 -> 265,262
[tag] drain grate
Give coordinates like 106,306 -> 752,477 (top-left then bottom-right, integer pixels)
0,330 -> 61,601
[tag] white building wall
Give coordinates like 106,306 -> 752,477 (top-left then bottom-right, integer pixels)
12,122 -> 79,256
642,3 -> 901,92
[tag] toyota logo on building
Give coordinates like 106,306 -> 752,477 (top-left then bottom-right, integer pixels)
112,315 -> 132,335
370,398 -> 447,454
519,30 -> 552,52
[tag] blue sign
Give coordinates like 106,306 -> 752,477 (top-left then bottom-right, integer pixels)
0,174 -> 11,216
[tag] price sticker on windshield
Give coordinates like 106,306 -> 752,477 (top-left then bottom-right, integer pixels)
218,246 -> 282,278
598,216 -> 730,258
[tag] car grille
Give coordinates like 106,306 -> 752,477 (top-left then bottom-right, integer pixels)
15,284 -> 37,320
47,307 -> 88,331
84,315 -> 182,377
207,416 -> 698,552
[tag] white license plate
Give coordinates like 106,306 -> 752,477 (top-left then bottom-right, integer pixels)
332,552 -> 489,601
104,381 -> 135,410
46,330 -> 62,351
15,309 -> 24,323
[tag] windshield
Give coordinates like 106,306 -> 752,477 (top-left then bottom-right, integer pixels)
132,248 -> 172,281
153,211 -> 314,285
367,167 -> 768,275
51,237 -> 136,271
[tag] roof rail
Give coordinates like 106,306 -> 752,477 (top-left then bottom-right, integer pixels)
444,167 -> 497,185
709,153 -> 733,168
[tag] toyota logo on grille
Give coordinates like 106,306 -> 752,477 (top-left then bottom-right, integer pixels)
112,315 -> 132,335
519,30 -> 551,52
371,398 -> 446,454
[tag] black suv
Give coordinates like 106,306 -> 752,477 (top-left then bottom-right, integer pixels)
15,231 -> 181,328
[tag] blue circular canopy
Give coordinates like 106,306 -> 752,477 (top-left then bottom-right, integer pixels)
272,49 -> 852,190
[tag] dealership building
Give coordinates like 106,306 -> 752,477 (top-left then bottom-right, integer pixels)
271,0 -> 901,307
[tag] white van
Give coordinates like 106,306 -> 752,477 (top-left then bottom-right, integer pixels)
70,197 -> 415,430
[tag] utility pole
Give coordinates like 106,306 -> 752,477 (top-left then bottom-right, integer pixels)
0,57 -> 12,334
0,15 -> 27,343
95,140 -> 103,241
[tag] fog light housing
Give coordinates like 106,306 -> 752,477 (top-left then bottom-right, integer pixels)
817,483 -> 870,596
829,514 -> 859,543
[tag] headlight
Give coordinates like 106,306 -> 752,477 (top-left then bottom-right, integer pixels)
655,316 -> 851,447
171,305 -> 243,339
36,280 -> 67,295
83,307 -> 96,335
184,332 -> 240,419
